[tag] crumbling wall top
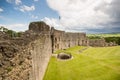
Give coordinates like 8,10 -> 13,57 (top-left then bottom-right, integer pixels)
29,21 -> 50,33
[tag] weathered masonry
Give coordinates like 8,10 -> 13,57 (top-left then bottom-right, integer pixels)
50,28 -> 89,52
0,21 -> 117,80
29,22 -> 89,53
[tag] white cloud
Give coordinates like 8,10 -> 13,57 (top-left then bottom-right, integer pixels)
28,13 -> 38,19
6,0 -> 12,3
19,5 -> 35,12
15,0 -> 22,5
0,23 -> 28,32
31,15 -> 38,19
0,16 -> 3,18
6,0 -> 22,5
0,8 -> 3,12
46,0 -> 119,32
42,17 -> 64,30
34,0 -> 39,2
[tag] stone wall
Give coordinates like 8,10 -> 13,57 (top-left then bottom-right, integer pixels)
0,22 -> 52,80
28,22 -> 52,80
89,39 -> 106,47
0,39 -> 32,80
30,35 -> 52,80
51,27 -> 89,52
89,38 -> 117,47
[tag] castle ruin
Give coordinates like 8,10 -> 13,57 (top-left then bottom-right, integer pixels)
0,21 -> 117,80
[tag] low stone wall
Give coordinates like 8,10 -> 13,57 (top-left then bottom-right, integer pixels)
89,39 -> 117,47
89,39 -> 106,47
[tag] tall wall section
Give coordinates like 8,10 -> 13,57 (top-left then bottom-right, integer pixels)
29,22 -> 52,80
0,22 -> 52,80
30,34 -> 52,80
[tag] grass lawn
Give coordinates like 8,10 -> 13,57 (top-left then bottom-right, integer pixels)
43,46 -> 120,80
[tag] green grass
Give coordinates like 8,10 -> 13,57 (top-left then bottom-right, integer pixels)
43,46 -> 120,80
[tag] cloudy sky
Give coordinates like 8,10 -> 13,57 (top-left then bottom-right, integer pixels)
0,0 -> 120,33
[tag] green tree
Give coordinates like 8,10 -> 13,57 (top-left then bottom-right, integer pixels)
0,26 -> 22,37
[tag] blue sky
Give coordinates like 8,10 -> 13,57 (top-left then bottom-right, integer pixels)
0,0 -> 120,33
0,0 -> 59,31
0,0 -> 58,22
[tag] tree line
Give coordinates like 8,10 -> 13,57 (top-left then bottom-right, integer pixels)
0,26 -> 22,37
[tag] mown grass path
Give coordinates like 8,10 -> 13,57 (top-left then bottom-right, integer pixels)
44,46 -> 120,80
